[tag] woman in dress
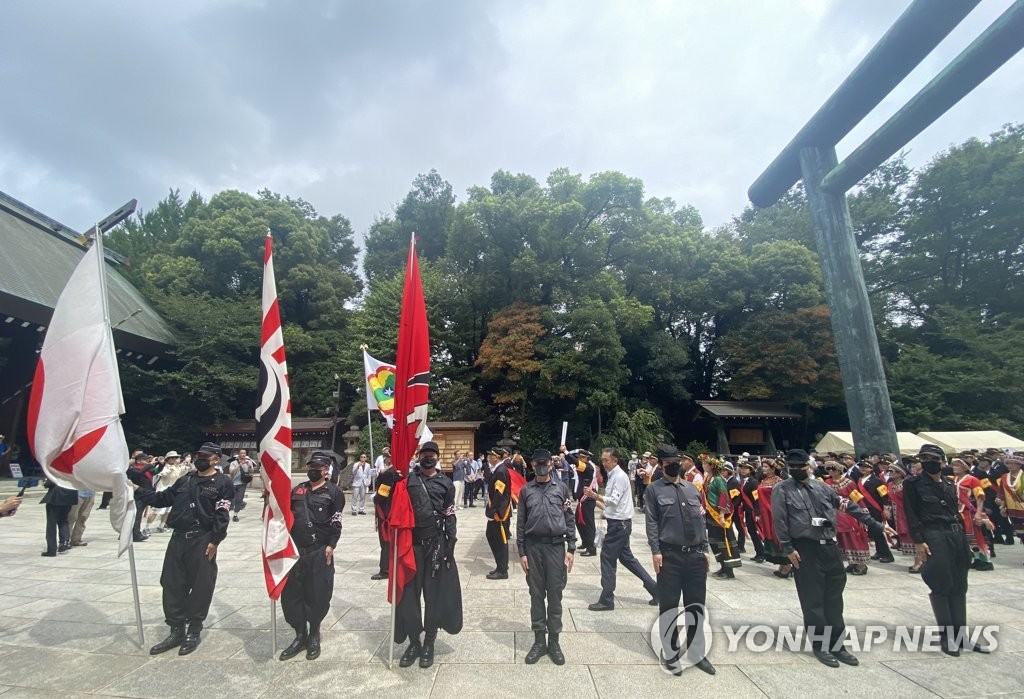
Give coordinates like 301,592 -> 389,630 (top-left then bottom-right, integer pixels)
755,459 -> 792,579
823,461 -> 871,575
704,458 -> 740,579
996,454 -> 1024,550
885,462 -> 921,573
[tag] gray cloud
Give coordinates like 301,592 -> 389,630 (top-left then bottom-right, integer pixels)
1,0 -> 1020,240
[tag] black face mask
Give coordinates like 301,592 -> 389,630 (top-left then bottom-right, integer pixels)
307,469 -> 325,482
533,461 -> 551,477
791,468 -> 809,481
922,460 -> 942,475
664,462 -> 682,478
195,457 -> 213,472
419,457 -> 438,471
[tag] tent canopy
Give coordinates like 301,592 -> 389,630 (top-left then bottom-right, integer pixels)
916,431 -> 1024,455
814,431 -> 928,456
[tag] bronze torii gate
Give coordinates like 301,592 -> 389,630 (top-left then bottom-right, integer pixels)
749,0 -> 1024,457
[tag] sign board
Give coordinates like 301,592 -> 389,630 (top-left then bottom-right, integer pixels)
9,464 -> 23,479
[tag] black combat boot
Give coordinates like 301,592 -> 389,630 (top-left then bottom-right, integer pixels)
525,631 -> 547,664
178,623 -> 202,655
419,630 -> 436,668
149,625 -> 185,655
399,635 -> 421,667
547,633 -> 565,665
306,622 -> 321,660
279,626 -> 307,661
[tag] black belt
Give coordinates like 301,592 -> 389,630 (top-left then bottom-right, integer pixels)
660,543 -> 707,554
299,543 -> 325,555
794,537 -> 837,546
173,528 -> 209,539
413,537 -> 438,546
526,535 -> 567,545
925,522 -> 964,532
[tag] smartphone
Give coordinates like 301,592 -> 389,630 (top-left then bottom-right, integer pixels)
17,487 -> 26,497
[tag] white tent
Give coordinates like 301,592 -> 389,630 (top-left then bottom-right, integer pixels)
916,430 -> 1024,455
814,431 -> 929,456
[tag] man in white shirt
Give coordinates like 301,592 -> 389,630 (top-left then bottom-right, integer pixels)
374,447 -> 390,471
584,448 -> 658,611
350,454 -> 372,515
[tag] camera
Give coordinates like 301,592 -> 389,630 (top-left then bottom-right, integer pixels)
811,517 -> 827,527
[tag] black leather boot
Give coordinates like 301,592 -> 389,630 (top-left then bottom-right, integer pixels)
525,630 -> 547,664
419,630 -> 436,668
178,623 -> 202,656
399,636 -> 421,667
149,625 -> 185,655
547,633 -> 565,665
279,627 -> 307,661
306,623 -> 321,660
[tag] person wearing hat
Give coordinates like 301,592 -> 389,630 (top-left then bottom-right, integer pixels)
950,458 -> 994,572
822,461 -> 871,576
144,451 -> 189,536
995,453 -> 1024,548
643,444 -> 715,676
567,448 -> 598,557
635,451 -> 653,506
372,452 -> 402,581
516,448 -> 576,665
482,446 -> 514,579
772,449 -> 893,667
973,455 -> 1011,546
853,460 -> 894,564
132,442 -> 236,656
756,458 -> 794,578
278,452 -> 346,661
904,444 -> 991,655
704,458 -> 741,579
736,460 -> 766,563
396,441 -> 462,669
127,452 -> 156,542
884,462 -> 920,572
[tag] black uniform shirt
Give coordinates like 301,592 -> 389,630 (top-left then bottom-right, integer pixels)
516,478 -> 576,557
373,467 -> 403,520
140,471 -> 235,544
290,480 -> 345,549
903,473 -> 960,544
772,477 -> 881,554
484,459 -> 512,520
408,468 -> 457,545
643,477 -> 708,554
573,460 -> 596,500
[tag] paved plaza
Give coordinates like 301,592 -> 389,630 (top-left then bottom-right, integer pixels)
1,478 -> 1023,698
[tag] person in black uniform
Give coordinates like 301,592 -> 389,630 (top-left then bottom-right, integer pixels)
737,460 -> 766,563
726,462 -> 746,552
854,460 -> 894,563
278,453 -> 345,661
483,446 -> 513,579
516,448 -> 576,665
397,441 -> 462,668
644,444 -> 715,677
372,458 -> 403,581
904,444 -> 991,656
570,449 -> 598,556
40,479 -> 78,556
772,449 -> 894,668
134,442 -> 235,656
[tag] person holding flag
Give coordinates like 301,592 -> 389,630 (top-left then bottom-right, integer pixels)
133,442 -> 236,655
483,446 -> 514,579
278,452 -> 346,661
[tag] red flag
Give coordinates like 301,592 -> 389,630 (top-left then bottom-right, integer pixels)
257,232 -> 299,599
387,234 -> 430,604
509,468 -> 526,505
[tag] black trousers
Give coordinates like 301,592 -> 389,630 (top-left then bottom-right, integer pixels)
920,527 -> 972,632
741,509 -> 765,556
232,483 -> 247,512
598,519 -> 657,605
792,540 -> 847,652
867,509 -> 892,558
525,541 -> 567,634
99,491 -> 112,509
397,543 -> 439,639
281,545 -> 335,632
486,519 -> 510,573
635,479 -> 647,506
656,548 -> 708,663
576,499 -> 596,551
463,481 -> 475,507
133,497 -> 146,537
377,518 -> 389,576
160,531 -> 218,629
44,504 -> 71,553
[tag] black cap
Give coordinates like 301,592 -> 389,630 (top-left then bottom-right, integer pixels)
577,449 -> 593,458
785,449 -> 810,465
918,444 -> 945,460
419,441 -> 440,455
134,453 -> 150,462
531,448 -> 551,461
197,442 -> 222,456
655,444 -> 679,460
309,450 -> 338,466
306,453 -> 333,468
489,446 -> 507,457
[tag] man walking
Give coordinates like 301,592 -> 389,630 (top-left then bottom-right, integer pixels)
452,451 -> 469,510
644,444 -> 715,676
569,449 -> 598,556
134,442 -> 235,656
351,454 -> 372,515
772,449 -> 894,667
279,453 -> 345,661
516,449 -> 576,665
586,448 -> 658,610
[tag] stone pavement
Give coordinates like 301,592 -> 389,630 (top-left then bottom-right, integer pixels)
0,479 -> 1022,698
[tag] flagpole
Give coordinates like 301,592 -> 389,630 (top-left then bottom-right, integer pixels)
367,407 -> 375,468
127,541 -> 145,647
271,599 -> 278,657
94,227 -> 146,650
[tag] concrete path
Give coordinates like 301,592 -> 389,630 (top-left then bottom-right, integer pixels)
0,480 -> 1022,698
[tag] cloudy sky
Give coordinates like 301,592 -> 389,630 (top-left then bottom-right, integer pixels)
2,1 -> 1021,240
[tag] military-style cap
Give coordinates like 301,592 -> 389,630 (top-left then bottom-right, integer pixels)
197,442 -> 222,455
1006,453 -> 1024,466
887,462 -> 908,477
489,446 -> 508,457
785,449 -> 810,465
531,448 -> 551,461
655,444 -> 679,460
419,441 -> 440,455
918,444 -> 945,460
306,453 -> 333,468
